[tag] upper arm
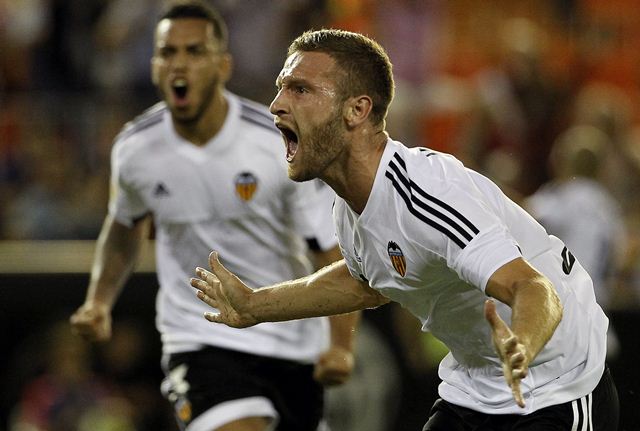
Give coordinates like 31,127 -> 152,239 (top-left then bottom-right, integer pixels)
100,213 -> 151,256
485,257 -> 552,306
109,141 -> 149,227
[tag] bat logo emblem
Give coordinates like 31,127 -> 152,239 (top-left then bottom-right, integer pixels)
235,172 -> 258,201
387,241 -> 406,277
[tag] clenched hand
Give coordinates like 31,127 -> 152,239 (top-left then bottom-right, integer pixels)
70,302 -> 112,342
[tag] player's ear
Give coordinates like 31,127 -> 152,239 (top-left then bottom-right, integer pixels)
219,53 -> 233,84
151,56 -> 160,86
343,95 -> 373,128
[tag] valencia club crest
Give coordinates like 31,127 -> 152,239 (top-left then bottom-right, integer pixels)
235,172 -> 258,201
387,241 -> 406,277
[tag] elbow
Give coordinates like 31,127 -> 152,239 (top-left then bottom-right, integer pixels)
362,286 -> 391,309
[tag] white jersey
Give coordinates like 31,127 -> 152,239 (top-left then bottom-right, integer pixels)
109,92 -> 336,362
526,178 -> 625,309
334,139 -> 608,414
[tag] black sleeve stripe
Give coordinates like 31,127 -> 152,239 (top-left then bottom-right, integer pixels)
388,158 -> 478,244
240,114 -> 280,134
418,147 -> 437,157
410,179 -> 479,235
306,237 -> 321,251
393,152 -> 478,235
392,152 -> 407,170
240,102 -> 275,123
410,184 -> 474,242
385,171 -> 466,249
388,158 -> 410,188
116,104 -> 166,141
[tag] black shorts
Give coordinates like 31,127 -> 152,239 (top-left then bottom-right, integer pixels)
161,346 -> 324,431
423,366 -> 619,431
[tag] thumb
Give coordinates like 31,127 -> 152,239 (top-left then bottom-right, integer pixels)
484,299 -> 508,334
209,251 -> 228,277
208,251 -> 239,286
484,298 -> 498,326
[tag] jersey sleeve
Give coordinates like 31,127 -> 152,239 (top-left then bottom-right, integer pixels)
339,242 -> 365,281
107,139 -> 149,227
286,179 -> 338,252
452,223 -> 522,292
412,155 -> 522,292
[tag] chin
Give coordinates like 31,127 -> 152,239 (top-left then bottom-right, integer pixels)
171,109 -> 198,124
287,169 -> 304,182
287,165 -> 313,183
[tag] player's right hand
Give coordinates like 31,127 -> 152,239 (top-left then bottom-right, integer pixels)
70,302 -> 112,342
484,299 -> 528,408
190,251 -> 259,328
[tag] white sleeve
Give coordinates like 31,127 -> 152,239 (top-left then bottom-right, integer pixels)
453,224 -> 522,292
287,179 -> 338,251
410,160 -> 522,291
107,140 -> 148,227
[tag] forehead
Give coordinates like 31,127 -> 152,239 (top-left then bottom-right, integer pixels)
155,18 -> 215,45
278,51 -> 339,84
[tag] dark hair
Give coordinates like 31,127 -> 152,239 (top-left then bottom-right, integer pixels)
288,29 -> 394,126
158,0 -> 228,50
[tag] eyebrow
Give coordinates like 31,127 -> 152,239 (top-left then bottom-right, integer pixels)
276,75 -> 309,89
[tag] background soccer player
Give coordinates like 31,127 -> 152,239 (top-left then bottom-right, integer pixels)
70,3 -> 359,431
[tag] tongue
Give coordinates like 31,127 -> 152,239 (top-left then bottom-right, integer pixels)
174,96 -> 188,108
173,87 -> 188,107
286,140 -> 298,162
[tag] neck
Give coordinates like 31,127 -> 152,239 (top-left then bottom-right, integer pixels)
173,91 -> 228,146
324,130 -> 388,214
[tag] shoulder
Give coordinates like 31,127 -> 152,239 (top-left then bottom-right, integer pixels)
234,94 -> 280,137
383,142 -> 468,195
227,94 -> 284,162
116,102 -> 167,144
112,102 -> 167,166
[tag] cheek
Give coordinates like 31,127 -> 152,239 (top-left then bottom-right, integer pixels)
151,64 -> 164,86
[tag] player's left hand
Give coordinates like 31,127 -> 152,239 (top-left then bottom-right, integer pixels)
313,345 -> 355,386
484,299 -> 529,408
191,252 -> 259,328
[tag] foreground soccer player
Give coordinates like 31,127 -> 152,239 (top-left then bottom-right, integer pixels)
70,4 -> 358,431
191,29 -> 620,430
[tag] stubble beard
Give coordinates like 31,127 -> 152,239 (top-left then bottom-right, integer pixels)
290,110 -> 345,183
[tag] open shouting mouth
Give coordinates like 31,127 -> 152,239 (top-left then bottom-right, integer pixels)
276,124 -> 299,162
172,78 -> 189,107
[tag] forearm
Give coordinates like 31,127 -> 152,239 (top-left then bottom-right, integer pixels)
85,215 -> 150,309
328,311 -> 361,351
510,276 -> 563,362
249,260 -> 388,323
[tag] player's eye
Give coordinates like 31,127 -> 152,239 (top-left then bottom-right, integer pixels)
187,46 -> 207,56
158,47 -> 175,58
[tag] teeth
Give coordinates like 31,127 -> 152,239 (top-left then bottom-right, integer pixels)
173,78 -> 187,88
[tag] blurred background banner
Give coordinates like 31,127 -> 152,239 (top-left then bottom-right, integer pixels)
2,0 -> 640,430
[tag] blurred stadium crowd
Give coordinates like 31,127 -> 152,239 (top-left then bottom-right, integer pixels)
2,0 -> 640,430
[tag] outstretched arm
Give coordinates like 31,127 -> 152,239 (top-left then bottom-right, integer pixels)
484,257 -> 563,408
191,252 -> 388,328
